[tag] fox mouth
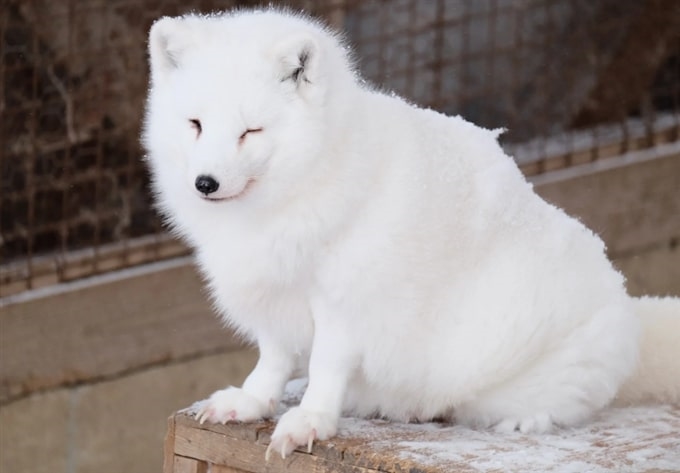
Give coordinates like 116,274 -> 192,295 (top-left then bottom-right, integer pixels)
201,179 -> 255,202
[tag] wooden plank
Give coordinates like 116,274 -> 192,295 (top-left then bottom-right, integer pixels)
168,401 -> 680,473
0,261 -> 243,403
172,411 -> 473,473
173,423 -> 387,473
173,455 -> 209,473
164,415 -> 177,473
210,465 -> 251,473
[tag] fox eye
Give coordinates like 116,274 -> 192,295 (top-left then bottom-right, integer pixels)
189,119 -> 202,136
238,127 -> 263,144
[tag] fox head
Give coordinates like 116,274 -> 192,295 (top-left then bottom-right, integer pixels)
143,10 -> 355,219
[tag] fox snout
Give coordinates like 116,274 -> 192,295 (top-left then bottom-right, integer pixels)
193,173 -> 255,202
195,175 -> 220,195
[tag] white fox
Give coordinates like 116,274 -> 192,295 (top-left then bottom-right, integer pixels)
143,9 -> 679,459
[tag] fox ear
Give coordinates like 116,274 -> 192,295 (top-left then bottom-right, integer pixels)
276,36 -> 320,88
148,17 -> 192,82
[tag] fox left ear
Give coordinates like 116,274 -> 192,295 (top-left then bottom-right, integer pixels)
276,36 -> 320,88
148,17 -> 194,84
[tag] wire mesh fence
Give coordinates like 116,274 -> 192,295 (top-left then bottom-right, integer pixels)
1,0 -> 679,296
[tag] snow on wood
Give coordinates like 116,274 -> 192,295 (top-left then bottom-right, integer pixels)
167,379 -> 680,472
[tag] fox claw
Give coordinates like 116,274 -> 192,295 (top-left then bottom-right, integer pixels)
265,434 -> 297,460
196,406 -> 213,425
307,428 -> 316,453
265,408 -> 334,459
192,387 -> 269,425
281,436 -> 290,459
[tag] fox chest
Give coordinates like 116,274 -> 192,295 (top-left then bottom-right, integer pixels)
195,235 -> 316,344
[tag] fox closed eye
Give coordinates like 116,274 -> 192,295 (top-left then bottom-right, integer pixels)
189,119 -> 202,137
239,127 -> 263,144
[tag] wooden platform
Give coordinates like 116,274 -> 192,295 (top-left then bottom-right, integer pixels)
164,382 -> 680,473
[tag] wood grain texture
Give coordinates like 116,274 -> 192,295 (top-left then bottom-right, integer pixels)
209,465 -> 251,473
166,398 -> 680,473
164,415 -> 177,473
172,417 -> 415,473
173,455 -> 209,473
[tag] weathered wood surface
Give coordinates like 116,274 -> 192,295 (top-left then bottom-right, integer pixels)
165,382 -> 680,473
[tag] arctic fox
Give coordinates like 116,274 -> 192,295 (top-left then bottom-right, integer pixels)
143,9 -> 680,458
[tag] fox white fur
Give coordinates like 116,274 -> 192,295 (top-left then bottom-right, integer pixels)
143,9 -> 679,458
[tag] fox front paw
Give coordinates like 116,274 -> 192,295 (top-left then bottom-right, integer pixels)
194,387 -> 272,424
266,407 -> 337,460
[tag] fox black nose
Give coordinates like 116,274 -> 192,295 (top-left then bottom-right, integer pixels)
195,175 -> 219,195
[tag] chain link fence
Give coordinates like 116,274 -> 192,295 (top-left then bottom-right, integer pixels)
2,0 -> 678,296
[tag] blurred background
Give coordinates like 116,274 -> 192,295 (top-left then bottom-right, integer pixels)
1,0 -> 678,471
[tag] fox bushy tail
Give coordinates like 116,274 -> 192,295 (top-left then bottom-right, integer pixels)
614,296 -> 680,406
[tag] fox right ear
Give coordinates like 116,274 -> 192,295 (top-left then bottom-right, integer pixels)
275,35 -> 320,90
148,17 -> 191,82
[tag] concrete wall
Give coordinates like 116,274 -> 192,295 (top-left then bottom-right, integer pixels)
0,350 -> 256,473
531,144 -> 680,297
1,261 -> 258,473
1,149 -> 678,473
